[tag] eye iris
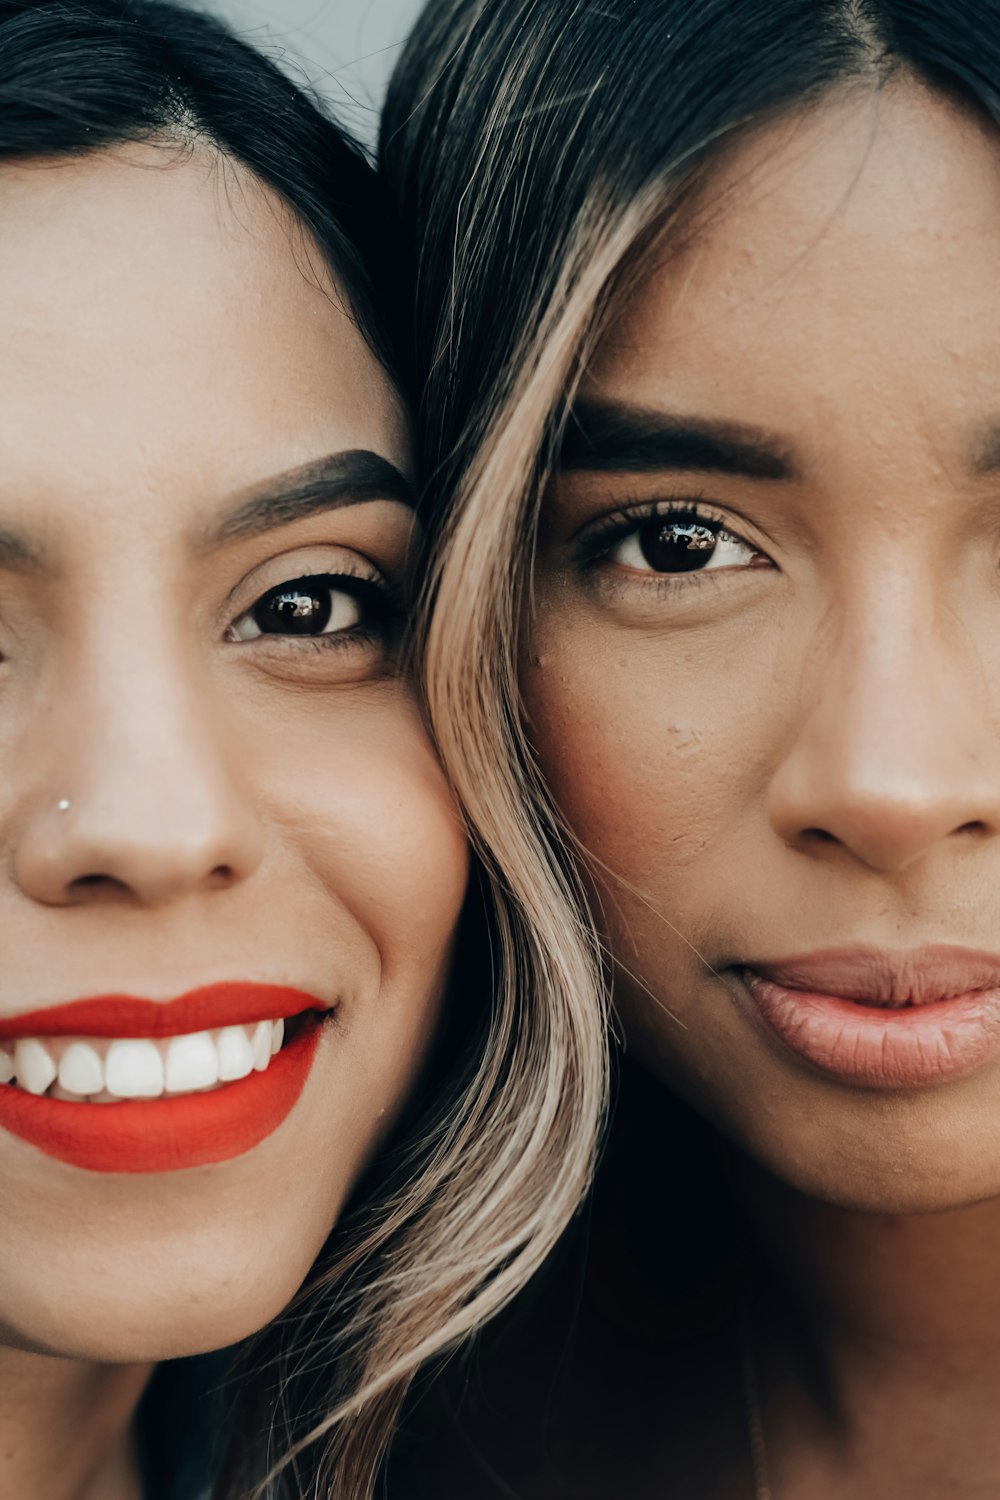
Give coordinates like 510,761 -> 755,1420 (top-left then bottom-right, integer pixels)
254,585 -> 331,635
639,520 -> 717,573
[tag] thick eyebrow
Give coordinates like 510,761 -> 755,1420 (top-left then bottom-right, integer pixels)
206,449 -> 415,545
560,398 -> 798,482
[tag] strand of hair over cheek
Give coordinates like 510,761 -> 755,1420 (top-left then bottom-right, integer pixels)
245,904 -> 605,1497
246,193 -> 679,1500
243,1 -> 778,1486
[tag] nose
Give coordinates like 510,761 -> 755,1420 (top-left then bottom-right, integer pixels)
766,603 -> 1000,876
14,647 -> 264,908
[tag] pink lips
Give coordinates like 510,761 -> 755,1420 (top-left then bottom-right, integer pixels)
742,946 -> 1000,1089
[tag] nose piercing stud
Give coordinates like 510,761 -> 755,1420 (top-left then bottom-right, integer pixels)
56,799 -> 71,813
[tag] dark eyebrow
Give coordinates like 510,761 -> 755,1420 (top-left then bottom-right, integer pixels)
207,449 -> 415,545
561,398 -> 798,482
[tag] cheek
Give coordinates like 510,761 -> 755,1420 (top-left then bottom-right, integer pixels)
250,687 -> 470,993
0,691 -> 471,1366
522,610 -> 764,895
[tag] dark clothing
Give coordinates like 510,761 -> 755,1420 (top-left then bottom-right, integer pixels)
139,1350 -> 234,1500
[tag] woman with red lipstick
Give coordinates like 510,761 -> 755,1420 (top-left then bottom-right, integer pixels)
0,3 -> 603,1498
383,2 -> 1000,1496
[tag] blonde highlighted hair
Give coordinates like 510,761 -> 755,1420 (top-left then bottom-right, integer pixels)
368,0 -> 1000,1478
230,0 -> 1000,1491
231,220 -> 617,1500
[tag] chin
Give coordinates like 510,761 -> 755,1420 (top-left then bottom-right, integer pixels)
0,1199 -> 334,1364
7,1261 -> 312,1365
623,992 -> 1000,1219
750,1147 -> 1000,1216
735,1087 -> 1000,1218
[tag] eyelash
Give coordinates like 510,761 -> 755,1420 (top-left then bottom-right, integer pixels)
575,496 -> 762,574
229,567 -> 405,654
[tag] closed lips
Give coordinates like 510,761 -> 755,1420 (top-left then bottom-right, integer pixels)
741,947 -> 1000,1089
1,1018 -> 285,1101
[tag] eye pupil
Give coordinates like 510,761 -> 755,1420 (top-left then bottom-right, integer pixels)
254,584 -> 331,635
639,520 -> 718,573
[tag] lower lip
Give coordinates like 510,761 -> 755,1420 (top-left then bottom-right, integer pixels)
0,1023 -> 320,1173
743,971 -> 1000,1088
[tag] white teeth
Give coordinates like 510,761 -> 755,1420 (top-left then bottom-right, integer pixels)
15,1038 -> 57,1096
217,1025 -> 254,1082
250,1020 -> 273,1072
105,1039 -> 165,1100
58,1040 -> 104,1097
1,1016 -> 290,1100
164,1030 -> 219,1094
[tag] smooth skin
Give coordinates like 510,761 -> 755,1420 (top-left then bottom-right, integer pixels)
514,80 -> 1000,1499
0,145 -> 467,1500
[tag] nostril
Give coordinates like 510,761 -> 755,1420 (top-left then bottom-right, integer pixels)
956,820 -> 989,836
803,827 -> 838,844
69,873 -> 131,894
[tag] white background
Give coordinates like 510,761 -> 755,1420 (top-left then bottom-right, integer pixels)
200,0 -> 427,147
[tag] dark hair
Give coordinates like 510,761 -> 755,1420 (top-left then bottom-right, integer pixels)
0,3 -> 426,1496
375,5 -> 1000,1475
1,0 -> 401,373
0,16 -> 620,1500
381,0 -> 1000,508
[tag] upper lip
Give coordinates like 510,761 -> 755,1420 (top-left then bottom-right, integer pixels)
0,982 -> 329,1040
745,945 -> 1000,1007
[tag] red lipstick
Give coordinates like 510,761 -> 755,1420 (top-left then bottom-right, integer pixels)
742,947 -> 1000,1088
0,981 -> 316,1040
0,982 -> 327,1172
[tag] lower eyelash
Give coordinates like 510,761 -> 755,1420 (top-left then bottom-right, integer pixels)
292,623 -> 388,653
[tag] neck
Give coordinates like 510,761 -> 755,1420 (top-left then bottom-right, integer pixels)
737,1160 -> 1000,1494
744,1163 -> 1000,1364
0,1343 -> 152,1500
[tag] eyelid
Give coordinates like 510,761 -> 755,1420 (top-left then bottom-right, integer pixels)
231,568 -> 403,629
219,544 -> 399,634
572,495 -> 767,566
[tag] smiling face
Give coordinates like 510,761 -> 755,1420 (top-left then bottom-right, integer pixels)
0,143 -> 467,1361
523,81 -> 1000,1213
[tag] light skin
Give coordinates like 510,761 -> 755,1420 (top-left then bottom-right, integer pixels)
0,144 -> 467,1499
519,80 -> 1000,1497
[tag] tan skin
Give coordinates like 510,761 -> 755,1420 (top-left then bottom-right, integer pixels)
0,145 -> 467,1500
521,82 -> 1000,1499
408,81 -> 1000,1500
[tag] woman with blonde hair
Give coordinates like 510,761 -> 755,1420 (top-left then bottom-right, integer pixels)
0,2 -> 605,1497
383,2 -> 1000,1495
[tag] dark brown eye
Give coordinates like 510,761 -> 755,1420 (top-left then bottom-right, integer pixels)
229,575 -> 363,641
637,520 -> 718,572
610,516 -> 758,575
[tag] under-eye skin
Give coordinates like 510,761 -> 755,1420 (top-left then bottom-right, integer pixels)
573,498 -> 773,587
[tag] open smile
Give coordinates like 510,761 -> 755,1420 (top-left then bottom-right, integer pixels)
0,982 -> 329,1172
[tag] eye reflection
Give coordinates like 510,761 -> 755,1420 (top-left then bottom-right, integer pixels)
612,516 -> 758,575
229,575 -> 365,641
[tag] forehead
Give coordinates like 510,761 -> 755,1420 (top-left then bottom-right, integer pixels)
590,81 -> 1000,459
0,143 -> 407,528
